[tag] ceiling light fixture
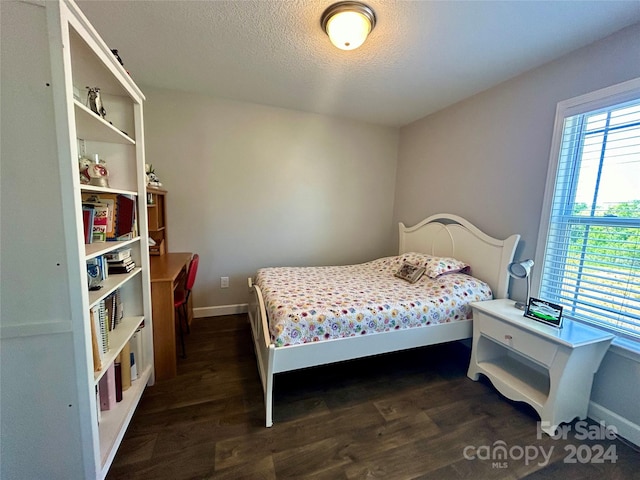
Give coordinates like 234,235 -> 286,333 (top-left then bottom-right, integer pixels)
321,1 -> 376,51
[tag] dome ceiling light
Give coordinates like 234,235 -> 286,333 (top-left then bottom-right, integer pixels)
320,1 -> 377,51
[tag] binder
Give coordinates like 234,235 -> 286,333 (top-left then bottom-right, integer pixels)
98,362 -> 116,411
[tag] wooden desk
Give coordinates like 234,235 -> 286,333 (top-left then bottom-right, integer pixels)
150,252 -> 193,381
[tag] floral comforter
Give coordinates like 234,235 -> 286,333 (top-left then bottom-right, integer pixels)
255,255 -> 493,347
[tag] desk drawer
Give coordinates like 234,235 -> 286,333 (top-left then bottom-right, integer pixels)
476,312 -> 558,366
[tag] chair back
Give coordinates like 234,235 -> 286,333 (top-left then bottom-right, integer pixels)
186,254 -> 199,291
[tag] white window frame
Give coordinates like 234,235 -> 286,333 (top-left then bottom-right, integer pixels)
534,77 -> 640,342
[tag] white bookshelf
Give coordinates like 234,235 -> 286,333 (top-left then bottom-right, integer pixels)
0,1 -> 154,479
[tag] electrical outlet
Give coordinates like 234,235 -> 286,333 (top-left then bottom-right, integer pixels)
221,276 -> 229,288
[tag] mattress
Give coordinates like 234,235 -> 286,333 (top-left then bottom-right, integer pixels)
255,254 -> 493,347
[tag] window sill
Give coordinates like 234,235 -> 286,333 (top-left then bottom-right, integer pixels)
610,337 -> 640,362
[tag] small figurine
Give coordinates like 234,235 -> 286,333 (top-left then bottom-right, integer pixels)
88,154 -> 110,188
111,49 -> 130,75
145,163 -> 163,187
79,156 -> 92,184
86,87 -> 107,119
111,49 -> 124,66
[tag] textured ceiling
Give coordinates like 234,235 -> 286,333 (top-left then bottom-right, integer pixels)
77,1 -> 640,127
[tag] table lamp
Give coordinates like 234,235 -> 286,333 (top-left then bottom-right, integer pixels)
507,259 -> 534,310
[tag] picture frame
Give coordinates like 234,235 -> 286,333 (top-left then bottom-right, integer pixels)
524,297 -> 563,328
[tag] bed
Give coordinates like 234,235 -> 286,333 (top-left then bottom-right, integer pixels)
248,213 -> 520,427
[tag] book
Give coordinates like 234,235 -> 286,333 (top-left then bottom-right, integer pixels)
90,304 -> 106,358
120,343 -> 132,391
116,195 -> 136,238
97,255 -> 108,282
114,355 -> 123,402
105,248 -> 131,262
83,193 -> 119,240
86,258 -> 103,290
129,350 -> 137,381
98,300 -> 109,352
101,195 -> 117,240
111,292 -> 117,330
95,385 -> 101,424
82,205 -> 95,244
91,204 -> 109,242
108,261 -> 136,274
89,307 -> 102,371
104,292 -> 117,331
129,331 -> 143,381
115,289 -> 123,325
109,256 -> 134,267
98,362 -> 116,411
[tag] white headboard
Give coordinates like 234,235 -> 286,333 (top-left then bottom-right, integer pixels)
399,214 -> 520,299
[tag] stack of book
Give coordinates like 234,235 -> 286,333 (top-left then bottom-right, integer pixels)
82,193 -> 138,244
106,248 -> 136,274
90,289 -> 123,371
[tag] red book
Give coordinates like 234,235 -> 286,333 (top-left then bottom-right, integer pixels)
116,195 -> 136,237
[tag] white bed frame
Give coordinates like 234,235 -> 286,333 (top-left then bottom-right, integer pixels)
247,213 -> 520,427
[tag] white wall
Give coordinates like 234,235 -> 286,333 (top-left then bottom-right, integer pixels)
142,88 -> 399,311
141,22 -> 640,442
394,23 -> 640,444
395,22 -> 640,302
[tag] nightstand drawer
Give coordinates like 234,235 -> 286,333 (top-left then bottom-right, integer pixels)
476,313 -> 558,366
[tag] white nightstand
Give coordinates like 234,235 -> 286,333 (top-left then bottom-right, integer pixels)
467,298 -> 614,435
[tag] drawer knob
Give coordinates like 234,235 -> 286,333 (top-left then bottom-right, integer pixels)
505,334 -> 513,340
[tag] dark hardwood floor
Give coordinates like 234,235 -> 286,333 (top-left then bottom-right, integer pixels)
107,315 -> 640,480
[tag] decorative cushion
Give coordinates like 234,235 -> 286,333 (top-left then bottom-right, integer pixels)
424,257 -> 470,279
399,252 -> 470,279
394,262 -> 426,283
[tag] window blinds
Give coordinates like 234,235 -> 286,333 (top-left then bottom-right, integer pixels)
540,99 -> 640,339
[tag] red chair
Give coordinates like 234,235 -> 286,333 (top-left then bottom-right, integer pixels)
175,253 -> 199,358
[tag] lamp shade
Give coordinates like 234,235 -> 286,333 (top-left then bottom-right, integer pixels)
508,259 -> 534,279
321,2 -> 376,51
507,259 -> 534,310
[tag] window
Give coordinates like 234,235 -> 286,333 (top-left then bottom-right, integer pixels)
537,79 -> 640,340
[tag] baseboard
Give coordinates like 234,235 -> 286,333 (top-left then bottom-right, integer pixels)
193,304 -> 248,318
589,401 -> 640,448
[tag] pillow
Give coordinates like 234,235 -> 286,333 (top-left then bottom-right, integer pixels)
423,257 -> 470,279
394,262 -> 426,283
398,252 -> 469,279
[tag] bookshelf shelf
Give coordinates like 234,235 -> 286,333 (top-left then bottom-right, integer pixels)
81,185 -> 138,197
85,237 -> 140,260
74,100 -> 136,144
98,364 -> 152,472
68,27 -> 140,99
0,2 -> 154,479
94,315 -> 145,383
88,268 -> 142,308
